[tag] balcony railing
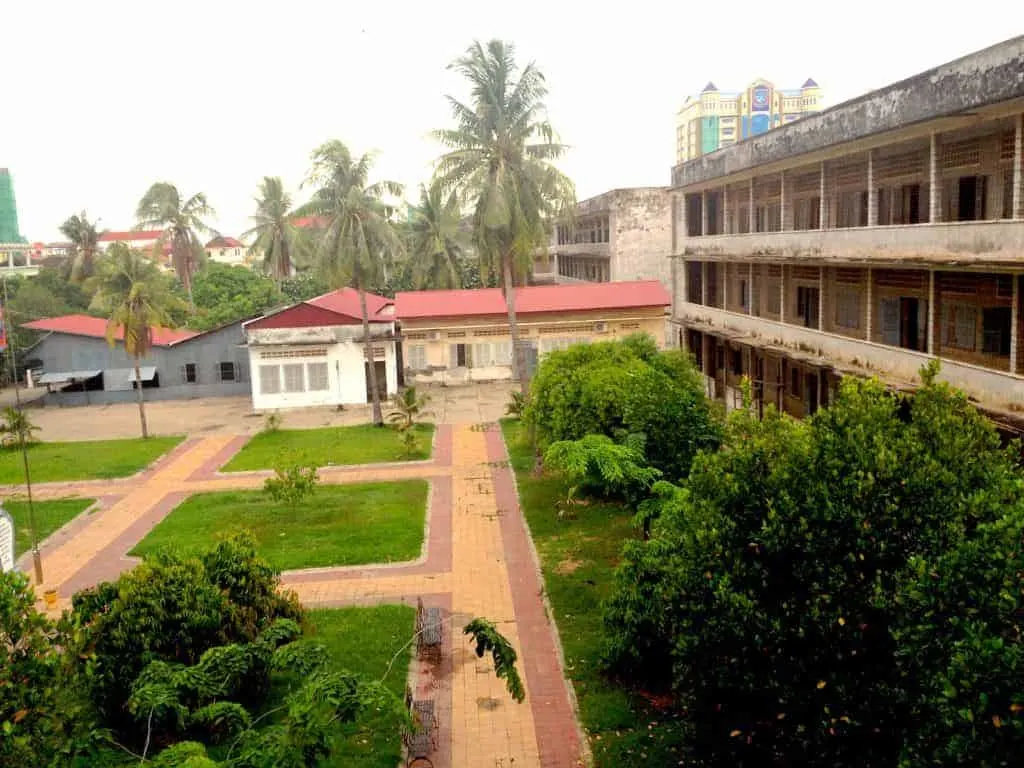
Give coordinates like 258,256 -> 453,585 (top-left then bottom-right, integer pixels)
680,219 -> 1024,264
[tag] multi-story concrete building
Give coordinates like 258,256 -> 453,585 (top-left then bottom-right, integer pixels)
675,79 -> 824,164
669,36 -> 1024,432
536,187 -> 673,289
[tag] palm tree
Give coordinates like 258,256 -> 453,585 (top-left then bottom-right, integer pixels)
135,182 -> 215,305
409,182 -> 466,289
242,176 -> 300,285
58,210 -> 103,282
296,140 -> 404,425
386,386 -> 432,431
433,39 -> 576,394
87,243 -> 186,438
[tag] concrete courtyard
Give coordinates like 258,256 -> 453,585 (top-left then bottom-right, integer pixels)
16,380 -> 516,441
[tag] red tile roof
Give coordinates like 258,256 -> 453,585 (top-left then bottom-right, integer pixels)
395,280 -> 670,320
244,288 -> 392,331
205,236 -> 243,249
98,230 -> 163,243
291,216 -> 329,229
22,314 -> 198,346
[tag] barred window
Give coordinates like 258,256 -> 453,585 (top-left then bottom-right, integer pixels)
283,363 -> 304,393
307,362 -> 329,391
259,365 -> 281,395
406,344 -> 427,371
943,304 -> 977,350
834,288 -> 861,329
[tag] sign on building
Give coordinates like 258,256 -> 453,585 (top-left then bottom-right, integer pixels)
0,507 -> 14,572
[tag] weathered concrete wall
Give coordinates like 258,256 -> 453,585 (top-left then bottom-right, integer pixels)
672,36 -> 1024,187
674,303 -> 1024,408
610,188 -> 674,289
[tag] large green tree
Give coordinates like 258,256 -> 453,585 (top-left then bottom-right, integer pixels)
242,176 -> 302,285
603,365 -> 1024,765
87,244 -> 186,438
434,39 -> 575,392
409,182 -> 467,289
296,140 -> 404,425
135,182 -> 216,304
188,262 -> 282,331
58,210 -> 103,282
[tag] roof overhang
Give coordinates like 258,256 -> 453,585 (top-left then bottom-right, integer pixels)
37,370 -> 102,385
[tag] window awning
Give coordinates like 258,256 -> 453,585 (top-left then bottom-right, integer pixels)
105,367 -> 158,391
36,370 -> 102,385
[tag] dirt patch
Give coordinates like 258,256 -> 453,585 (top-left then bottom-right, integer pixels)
555,557 -> 583,575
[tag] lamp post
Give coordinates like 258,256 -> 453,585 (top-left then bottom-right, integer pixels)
2,275 -> 43,584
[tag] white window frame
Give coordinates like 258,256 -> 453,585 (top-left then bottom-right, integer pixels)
259,365 -> 281,395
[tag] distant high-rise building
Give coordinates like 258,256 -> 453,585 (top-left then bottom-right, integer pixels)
675,79 -> 824,164
0,168 -> 25,243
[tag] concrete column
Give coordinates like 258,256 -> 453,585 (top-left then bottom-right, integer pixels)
1011,274 -> 1019,374
818,267 -> 825,331
865,267 -> 873,341
1013,114 -> 1023,219
780,171 -> 792,231
701,261 -> 708,306
929,133 -> 941,223
748,262 -> 754,315
723,185 -> 730,234
7,249 -> 12,269
723,263 -> 729,310
680,194 -> 688,240
748,178 -> 755,233
928,269 -> 936,355
701,191 -> 709,236
819,162 -> 827,230
779,265 -> 786,323
867,150 -> 877,227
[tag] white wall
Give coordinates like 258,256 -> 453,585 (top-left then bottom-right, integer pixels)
247,340 -> 397,411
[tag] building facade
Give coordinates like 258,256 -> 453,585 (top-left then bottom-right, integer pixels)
537,187 -> 673,289
205,236 -> 248,267
669,36 -> 1024,430
22,315 -> 250,406
396,281 -> 670,385
675,79 -> 823,164
242,288 -> 398,411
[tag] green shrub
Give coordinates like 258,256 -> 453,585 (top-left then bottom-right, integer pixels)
526,334 -> 720,480
65,534 -> 302,734
263,460 -> 319,508
602,367 -> 1024,765
544,434 -> 661,507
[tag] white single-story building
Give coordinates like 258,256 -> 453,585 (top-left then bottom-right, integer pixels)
242,288 -> 398,411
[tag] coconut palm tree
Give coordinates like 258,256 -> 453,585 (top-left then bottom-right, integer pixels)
242,176 -> 300,285
87,243 -> 186,438
58,210 -> 103,282
409,182 -> 467,289
296,140 -> 404,425
433,39 -> 575,393
135,182 -> 215,305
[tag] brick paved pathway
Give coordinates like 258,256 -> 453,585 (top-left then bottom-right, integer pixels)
6,424 -> 585,768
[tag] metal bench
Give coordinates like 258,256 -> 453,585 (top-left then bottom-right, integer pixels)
415,599 -> 443,661
404,685 -> 437,767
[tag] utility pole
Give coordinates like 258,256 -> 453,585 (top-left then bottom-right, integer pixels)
2,276 -> 43,584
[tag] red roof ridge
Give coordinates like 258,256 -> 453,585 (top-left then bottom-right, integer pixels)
98,230 -> 163,242
22,313 -> 198,346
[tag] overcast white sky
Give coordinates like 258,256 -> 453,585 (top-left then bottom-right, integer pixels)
3,1 -> 1018,242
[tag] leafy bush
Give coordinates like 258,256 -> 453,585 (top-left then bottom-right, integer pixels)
387,387 -> 431,431
261,412 -> 282,434
1,406 -> 40,448
65,534 -> 302,733
602,368 -> 1024,765
263,460 -> 319,508
544,434 -> 661,507
505,390 -> 527,418
526,334 -> 720,480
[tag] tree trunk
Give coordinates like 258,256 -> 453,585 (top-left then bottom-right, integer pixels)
134,361 -> 149,439
502,256 -> 528,395
360,287 -> 384,425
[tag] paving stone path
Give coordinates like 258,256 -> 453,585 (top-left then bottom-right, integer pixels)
6,424 -> 585,768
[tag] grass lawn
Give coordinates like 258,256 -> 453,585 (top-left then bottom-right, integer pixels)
306,605 -> 417,767
222,424 -> 435,472
0,436 -> 183,485
5,497 -> 95,558
130,480 -> 429,570
502,420 -> 686,767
